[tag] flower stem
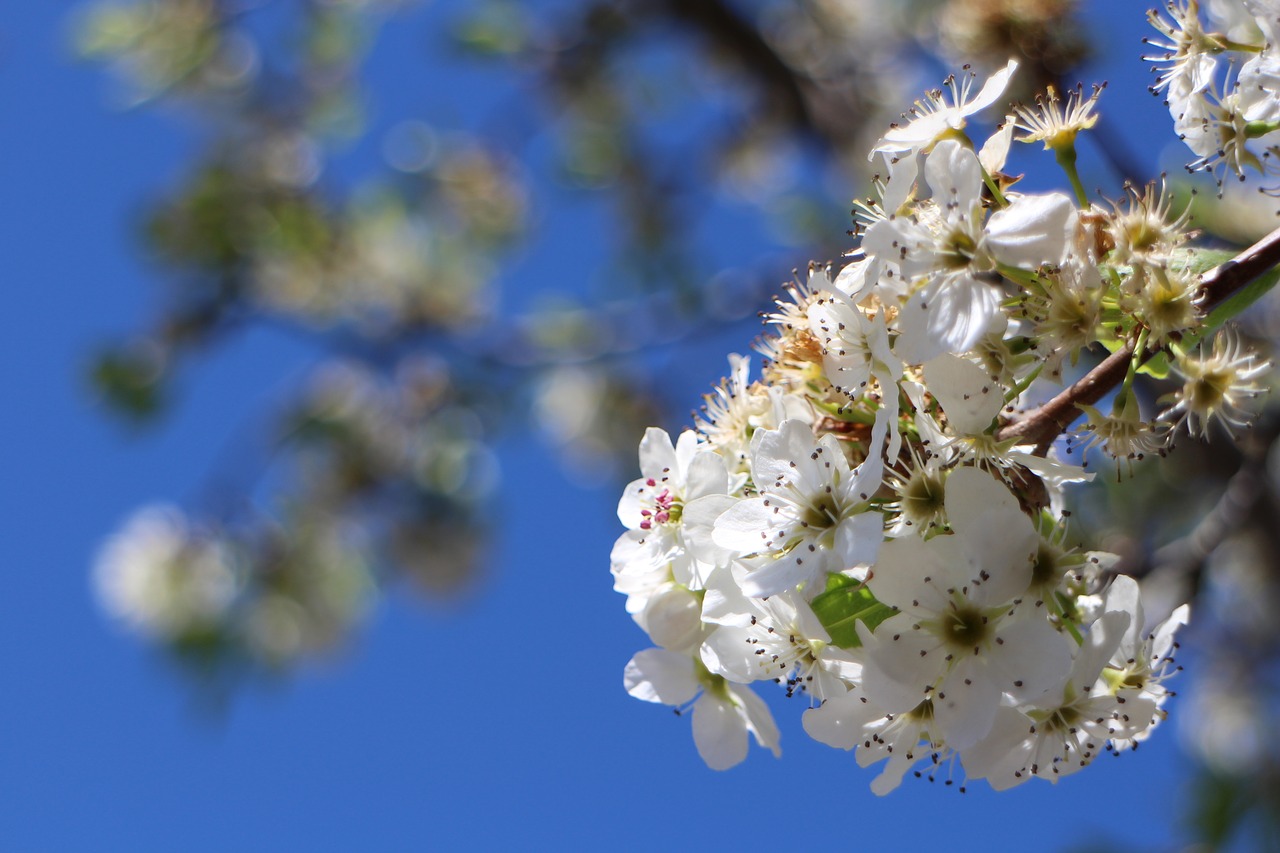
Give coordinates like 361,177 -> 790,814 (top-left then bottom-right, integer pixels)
1005,363 -> 1044,404
1122,327 -> 1150,396
1054,143 -> 1089,208
982,167 -> 1009,208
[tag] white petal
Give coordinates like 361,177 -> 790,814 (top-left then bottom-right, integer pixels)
946,469 -> 1038,604
877,113 -> 952,152
961,706 -> 1035,789
944,465 -> 1021,532
898,277 -> 1000,363
859,618 -> 944,712
637,427 -> 678,481
833,256 -> 881,302
862,218 -> 921,275
737,551 -> 820,598
1072,610 -> 1131,691
1103,574 -> 1144,653
869,754 -> 915,796
986,192 -> 1075,268
880,152 -> 921,212
700,627 -> 763,683
833,511 -> 884,570
711,498 -> 780,554
989,612 -> 1074,702
730,683 -> 782,758
624,648 -> 698,705
867,535 -> 949,615
692,692 -> 749,770
1152,603 -> 1191,661
700,568 -> 756,627
616,479 -> 646,528
979,117 -> 1015,174
684,450 -> 729,502
682,494 -> 739,566
923,355 -> 1003,436
924,140 -> 984,212
932,655 -> 1002,750
802,692 -> 879,750
967,59 -> 1019,115
642,585 -> 705,652
748,419 -> 817,487
673,429 -> 701,477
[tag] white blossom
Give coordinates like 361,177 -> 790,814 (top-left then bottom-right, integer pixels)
857,467 -> 1072,750
712,416 -> 887,598
94,505 -> 238,640
624,647 -> 781,770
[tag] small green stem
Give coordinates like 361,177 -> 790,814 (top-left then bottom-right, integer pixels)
1048,592 -> 1085,645
982,167 -> 1008,208
1216,36 -> 1263,53
1054,143 -> 1089,208
995,262 -> 1042,290
1122,326 -> 1150,396
1005,363 -> 1044,404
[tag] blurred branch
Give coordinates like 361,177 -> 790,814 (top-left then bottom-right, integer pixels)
651,0 -> 821,141
999,223 -> 1280,452
1142,413 -> 1280,582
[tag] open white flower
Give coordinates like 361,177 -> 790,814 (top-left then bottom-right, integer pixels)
624,647 -> 781,770
858,467 -> 1072,750
864,141 -> 1075,362
700,592 -> 861,701
808,291 -> 906,458
962,611 -> 1137,789
875,60 -> 1018,154
1102,575 -> 1191,751
872,60 -> 1018,210
803,687 -> 950,795
712,415 -> 887,598
612,427 -> 731,610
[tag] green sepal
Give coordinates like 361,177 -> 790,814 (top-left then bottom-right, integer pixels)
811,397 -> 878,425
811,572 -> 897,649
1098,326 -> 1171,379
1135,350 -> 1172,380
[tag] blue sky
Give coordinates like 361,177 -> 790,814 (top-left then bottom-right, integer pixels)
0,2 -> 1202,850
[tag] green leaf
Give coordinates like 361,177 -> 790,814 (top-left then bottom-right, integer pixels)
811,573 -> 897,649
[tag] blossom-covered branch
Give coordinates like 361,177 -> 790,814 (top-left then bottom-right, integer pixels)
999,222 -> 1280,452
614,9 -> 1280,790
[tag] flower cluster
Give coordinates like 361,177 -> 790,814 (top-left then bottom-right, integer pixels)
613,59 -> 1270,792
95,504 -> 374,667
92,358 -> 501,671
1147,0 -> 1280,188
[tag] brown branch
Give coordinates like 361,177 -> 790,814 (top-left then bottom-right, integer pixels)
998,223 -> 1280,452
998,344 -> 1133,452
1199,223 -> 1280,313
